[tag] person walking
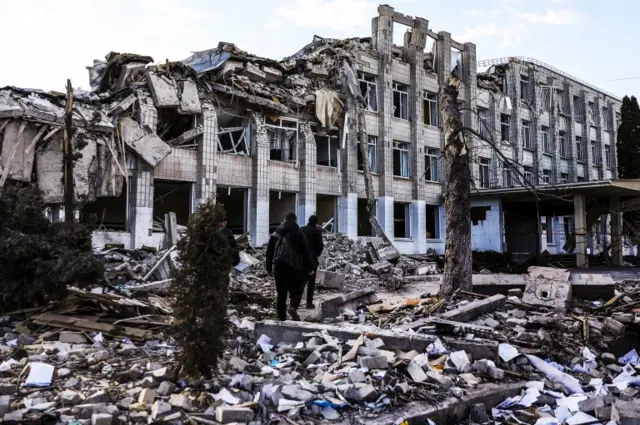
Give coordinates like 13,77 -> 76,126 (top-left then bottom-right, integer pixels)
300,215 -> 324,309
265,213 -> 315,321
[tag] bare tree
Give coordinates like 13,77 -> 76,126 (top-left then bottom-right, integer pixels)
439,78 -> 473,295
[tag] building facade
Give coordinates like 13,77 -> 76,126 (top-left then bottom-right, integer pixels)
0,5 -> 627,265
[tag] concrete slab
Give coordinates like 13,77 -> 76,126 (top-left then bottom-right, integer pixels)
147,72 -> 179,108
322,271 -> 345,290
177,80 -> 202,114
320,289 -> 377,318
397,294 -> 506,332
522,279 -> 572,312
253,320 -> 437,353
352,382 -> 525,425
472,274 -> 614,299
36,131 -> 64,203
119,117 -> 172,167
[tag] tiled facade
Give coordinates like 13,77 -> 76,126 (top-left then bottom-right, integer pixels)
94,6 -> 622,256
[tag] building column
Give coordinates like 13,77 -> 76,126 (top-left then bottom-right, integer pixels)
249,113 -> 270,246
338,193 -> 358,238
299,123 -> 317,225
565,82 -> 578,182
574,194 -> 588,267
611,196 -> 623,266
196,104 -> 217,207
607,101 -> 619,178
129,91 -> 157,249
377,196 -> 395,238
411,200 -> 426,253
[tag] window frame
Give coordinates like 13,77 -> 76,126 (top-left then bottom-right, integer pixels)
424,91 -> 439,127
425,148 -> 439,182
393,141 -> 410,178
522,120 -> 532,149
358,72 -> 378,112
393,82 -> 409,120
479,157 -> 490,188
541,126 -> 550,154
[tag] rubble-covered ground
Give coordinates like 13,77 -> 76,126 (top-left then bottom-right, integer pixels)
2,234 -> 640,425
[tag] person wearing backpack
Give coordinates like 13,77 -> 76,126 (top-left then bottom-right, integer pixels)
265,213 -> 315,321
300,215 -> 324,309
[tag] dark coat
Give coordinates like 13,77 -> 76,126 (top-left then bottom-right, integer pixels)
220,227 -> 240,267
265,220 -> 315,273
301,224 -> 324,259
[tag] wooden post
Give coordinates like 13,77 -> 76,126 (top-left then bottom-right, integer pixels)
63,79 -> 75,222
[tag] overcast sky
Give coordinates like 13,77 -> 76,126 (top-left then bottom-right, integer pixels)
1,0 -> 636,98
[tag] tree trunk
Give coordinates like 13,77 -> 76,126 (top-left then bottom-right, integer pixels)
439,78 -> 473,296
63,79 -> 75,222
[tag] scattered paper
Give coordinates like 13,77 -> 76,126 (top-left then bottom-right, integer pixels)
565,412 -> 598,425
427,338 -> 448,356
257,334 -> 273,353
25,362 -> 55,387
618,349 -> 639,365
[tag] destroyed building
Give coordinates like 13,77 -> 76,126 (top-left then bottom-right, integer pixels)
0,5 -> 630,268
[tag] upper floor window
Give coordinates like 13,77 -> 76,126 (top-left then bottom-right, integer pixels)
424,92 -> 439,127
393,82 -> 409,120
359,73 -> 377,112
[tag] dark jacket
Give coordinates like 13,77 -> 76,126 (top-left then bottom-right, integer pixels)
220,227 -> 241,267
265,220 -> 315,273
301,224 -> 324,259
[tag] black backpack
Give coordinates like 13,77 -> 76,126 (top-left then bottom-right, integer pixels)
273,233 -> 303,270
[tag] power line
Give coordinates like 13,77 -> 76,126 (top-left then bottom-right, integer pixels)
604,76 -> 640,82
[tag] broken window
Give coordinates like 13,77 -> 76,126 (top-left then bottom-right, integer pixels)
500,114 -> 510,143
393,202 -> 411,239
217,116 -> 250,155
316,195 -> 337,231
393,82 -> 409,120
357,136 -> 378,173
359,73 -> 378,112
603,107 -> 612,130
479,158 -> 490,188
503,165 -> 513,187
573,96 -> 584,123
477,108 -> 489,139
315,129 -> 340,168
423,91 -> 439,127
588,101 -> 595,126
546,217 -> 554,244
520,75 -> 530,102
265,117 -> 298,161
393,141 -> 409,177
523,166 -> 534,185
591,141 -> 601,165
556,89 -> 567,114
577,176 -> 585,182
560,173 -> 569,184
426,205 -> 439,239
542,169 -> 551,184
450,48 -> 462,79
425,148 -> 439,182
157,108 -> 198,145
216,186 -> 247,234
269,191 -> 296,234
154,180 -> 192,227
576,136 -> 584,162
559,131 -> 568,158
522,120 -> 532,149
541,126 -> 550,154
357,198 -> 375,236
80,182 -> 128,231
605,145 -> 612,168
540,86 -> 551,111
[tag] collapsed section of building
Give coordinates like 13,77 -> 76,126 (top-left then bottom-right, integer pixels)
0,5 -> 630,267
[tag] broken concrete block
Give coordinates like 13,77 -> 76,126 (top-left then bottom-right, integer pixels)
444,338 -> 499,362
426,371 -> 453,388
262,66 -> 283,83
3,409 -> 25,422
348,369 -> 366,383
59,332 -> 88,344
578,395 -> 613,413
216,406 -> 254,423
416,263 -> 437,275
151,400 -> 172,419
603,317 -> 626,336
508,288 -> 523,297
406,359 -> 428,382
168,394 -> 192,411
304,351 -> 321,366
147,72 -> 180,107
72,403 -> 106,419
167,126 -> 204,146
138,388 -> 155,404
522,279 -> 572,311
358,355 -> 388,369
281,385 -> 314,402
157,381 -> 176,396
177,80 -> 202,114
0,384 -> 17,395
469,403 -> 490,424
322,271 -> 345,290
367,261 -> 393,275
61,390 -> 83,406
119,116 -> 172,167
487,366 -> 505,380
0,396 -> 11,416
91,413 -> 113,425
611,399 -> 640,425
243,62 -> 267,82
